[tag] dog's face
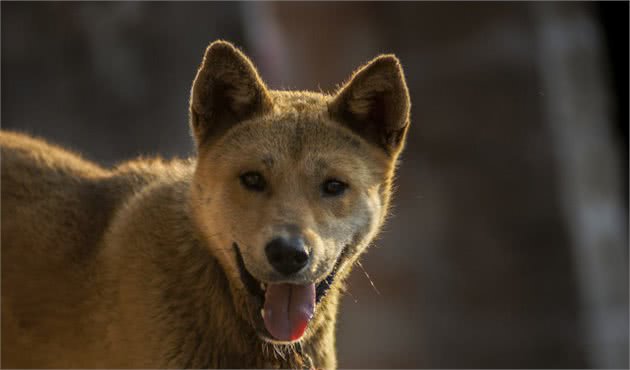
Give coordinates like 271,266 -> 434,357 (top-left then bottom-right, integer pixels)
189,41 -> 410,343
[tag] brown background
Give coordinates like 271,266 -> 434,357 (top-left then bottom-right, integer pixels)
2,2 -> 628,368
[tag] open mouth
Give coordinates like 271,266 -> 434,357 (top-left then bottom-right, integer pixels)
232,243 -> 342,342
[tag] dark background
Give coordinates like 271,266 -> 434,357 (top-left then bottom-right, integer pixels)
2,2 -> 628,368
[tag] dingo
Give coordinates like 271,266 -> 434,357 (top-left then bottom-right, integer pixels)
1,40 -> 411,368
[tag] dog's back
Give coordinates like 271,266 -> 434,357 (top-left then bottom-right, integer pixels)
1,131 -> 117,259
1,132 -> 160,367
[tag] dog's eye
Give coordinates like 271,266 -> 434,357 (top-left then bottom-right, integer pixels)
240,172 -> 266,192
322,179 -> 348,197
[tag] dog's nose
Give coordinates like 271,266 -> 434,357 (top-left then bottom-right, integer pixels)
265,237 -> 309,275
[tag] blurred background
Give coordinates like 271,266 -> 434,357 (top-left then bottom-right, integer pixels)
2,2 -> 628,368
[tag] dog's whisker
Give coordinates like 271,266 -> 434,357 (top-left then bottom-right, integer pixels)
357,260 -> 380,295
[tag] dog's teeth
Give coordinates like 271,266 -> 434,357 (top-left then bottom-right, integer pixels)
260,282 -> 266,291
260,308 -> 265,318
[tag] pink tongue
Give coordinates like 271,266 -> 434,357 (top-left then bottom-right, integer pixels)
263,283 -> 315,341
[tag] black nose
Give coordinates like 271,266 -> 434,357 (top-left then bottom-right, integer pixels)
265,237 -> 309,275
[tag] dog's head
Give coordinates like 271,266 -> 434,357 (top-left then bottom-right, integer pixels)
189,41 -> 410,343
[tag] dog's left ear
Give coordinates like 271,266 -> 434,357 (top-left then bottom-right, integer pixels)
329,55 -> 411,155
190,40 -> 273,147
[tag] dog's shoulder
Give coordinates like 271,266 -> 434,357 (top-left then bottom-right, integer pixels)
0,130 -> 194,261
1,130 -> 108,177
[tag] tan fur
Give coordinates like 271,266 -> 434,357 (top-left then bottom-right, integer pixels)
1,41 -> 410,369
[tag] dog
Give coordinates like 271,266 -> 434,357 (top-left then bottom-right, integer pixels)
1,40 -> 411,368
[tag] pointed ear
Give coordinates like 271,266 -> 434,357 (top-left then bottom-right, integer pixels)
189,40 -> 273,146
328,55 -> 411,155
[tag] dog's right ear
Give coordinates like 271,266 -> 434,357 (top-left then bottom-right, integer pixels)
189,40 -> 272,147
